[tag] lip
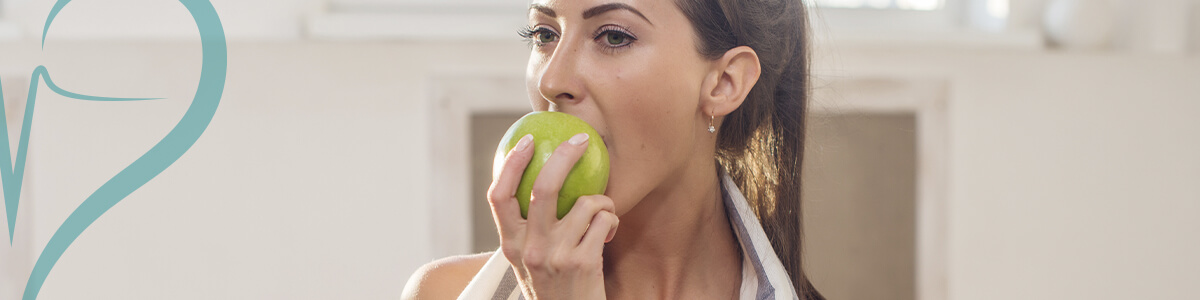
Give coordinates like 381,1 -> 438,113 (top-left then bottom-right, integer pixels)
600,134 -> 611,150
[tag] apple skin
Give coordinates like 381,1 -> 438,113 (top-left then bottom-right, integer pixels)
496,111 -> 610,219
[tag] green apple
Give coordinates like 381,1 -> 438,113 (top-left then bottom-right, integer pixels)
496,111 -> 610,219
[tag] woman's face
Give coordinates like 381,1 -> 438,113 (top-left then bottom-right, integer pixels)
524,0 -> 712,215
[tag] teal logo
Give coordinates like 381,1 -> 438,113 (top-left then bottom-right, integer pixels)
0,1 -> 227,298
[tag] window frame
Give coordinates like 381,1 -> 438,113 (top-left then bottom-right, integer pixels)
809,0 -> 1044,50
811,0 -> 967,34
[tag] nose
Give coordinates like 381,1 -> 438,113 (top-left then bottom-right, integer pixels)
536,44 -> 587,107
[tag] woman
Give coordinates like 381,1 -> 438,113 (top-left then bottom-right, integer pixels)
404,0 -> 822,299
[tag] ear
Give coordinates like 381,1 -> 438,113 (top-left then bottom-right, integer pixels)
700,46 -> 761,118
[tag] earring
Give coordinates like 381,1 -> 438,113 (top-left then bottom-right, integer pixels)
708,115 -> 716,133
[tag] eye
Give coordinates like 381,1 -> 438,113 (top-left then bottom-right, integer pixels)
536,29 -> 558,44
592,25 -> 637,49
604,31 -> 629,46
519,25 -> 559,46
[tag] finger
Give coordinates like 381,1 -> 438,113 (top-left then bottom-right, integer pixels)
579,210 -> 619,256
527,133 -> 590,233
560,195 -> 615,246
488,134 -> 535,241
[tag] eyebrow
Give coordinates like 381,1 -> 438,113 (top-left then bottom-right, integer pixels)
529,3 -> 654,26
530,4 -> 556,18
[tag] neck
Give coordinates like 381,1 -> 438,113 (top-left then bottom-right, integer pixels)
603,159 -> 743,299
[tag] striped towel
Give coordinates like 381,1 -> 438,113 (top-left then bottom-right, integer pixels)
458,171 -> 800,300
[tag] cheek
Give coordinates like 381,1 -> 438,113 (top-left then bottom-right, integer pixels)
604,62 -> 689,146
600,67 -> 700,212
605,58 -> 699,149
611,87 -> 693,162
526,57 -> 545,110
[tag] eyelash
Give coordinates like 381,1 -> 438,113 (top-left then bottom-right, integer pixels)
517,25 -> 556,47
517,24 -> 638,52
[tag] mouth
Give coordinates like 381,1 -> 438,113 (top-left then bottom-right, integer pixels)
600,134 -> 612,151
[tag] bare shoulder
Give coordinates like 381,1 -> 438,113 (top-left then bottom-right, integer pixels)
401,251 -> 494,300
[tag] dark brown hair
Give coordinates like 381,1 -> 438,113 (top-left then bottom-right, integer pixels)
675,0 -> 823,298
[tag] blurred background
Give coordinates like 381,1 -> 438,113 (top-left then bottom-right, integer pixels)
0,0 -> 1197,299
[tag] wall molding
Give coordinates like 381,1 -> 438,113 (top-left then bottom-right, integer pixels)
812,75 -> 951,300
426,71 -> 527,258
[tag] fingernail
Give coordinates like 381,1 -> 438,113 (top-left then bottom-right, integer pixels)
568,133 -> 589,146
515,134 -> 533,152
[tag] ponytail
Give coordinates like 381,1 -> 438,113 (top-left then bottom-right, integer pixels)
676,0 -> 823,298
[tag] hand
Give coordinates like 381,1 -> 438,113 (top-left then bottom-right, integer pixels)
487,133 -> 619,300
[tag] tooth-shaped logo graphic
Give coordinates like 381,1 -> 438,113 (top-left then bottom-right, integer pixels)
0,1 -> 227,299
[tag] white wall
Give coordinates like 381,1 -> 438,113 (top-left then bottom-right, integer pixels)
945,53 -> 1200,300
819,47 -> 1200,299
